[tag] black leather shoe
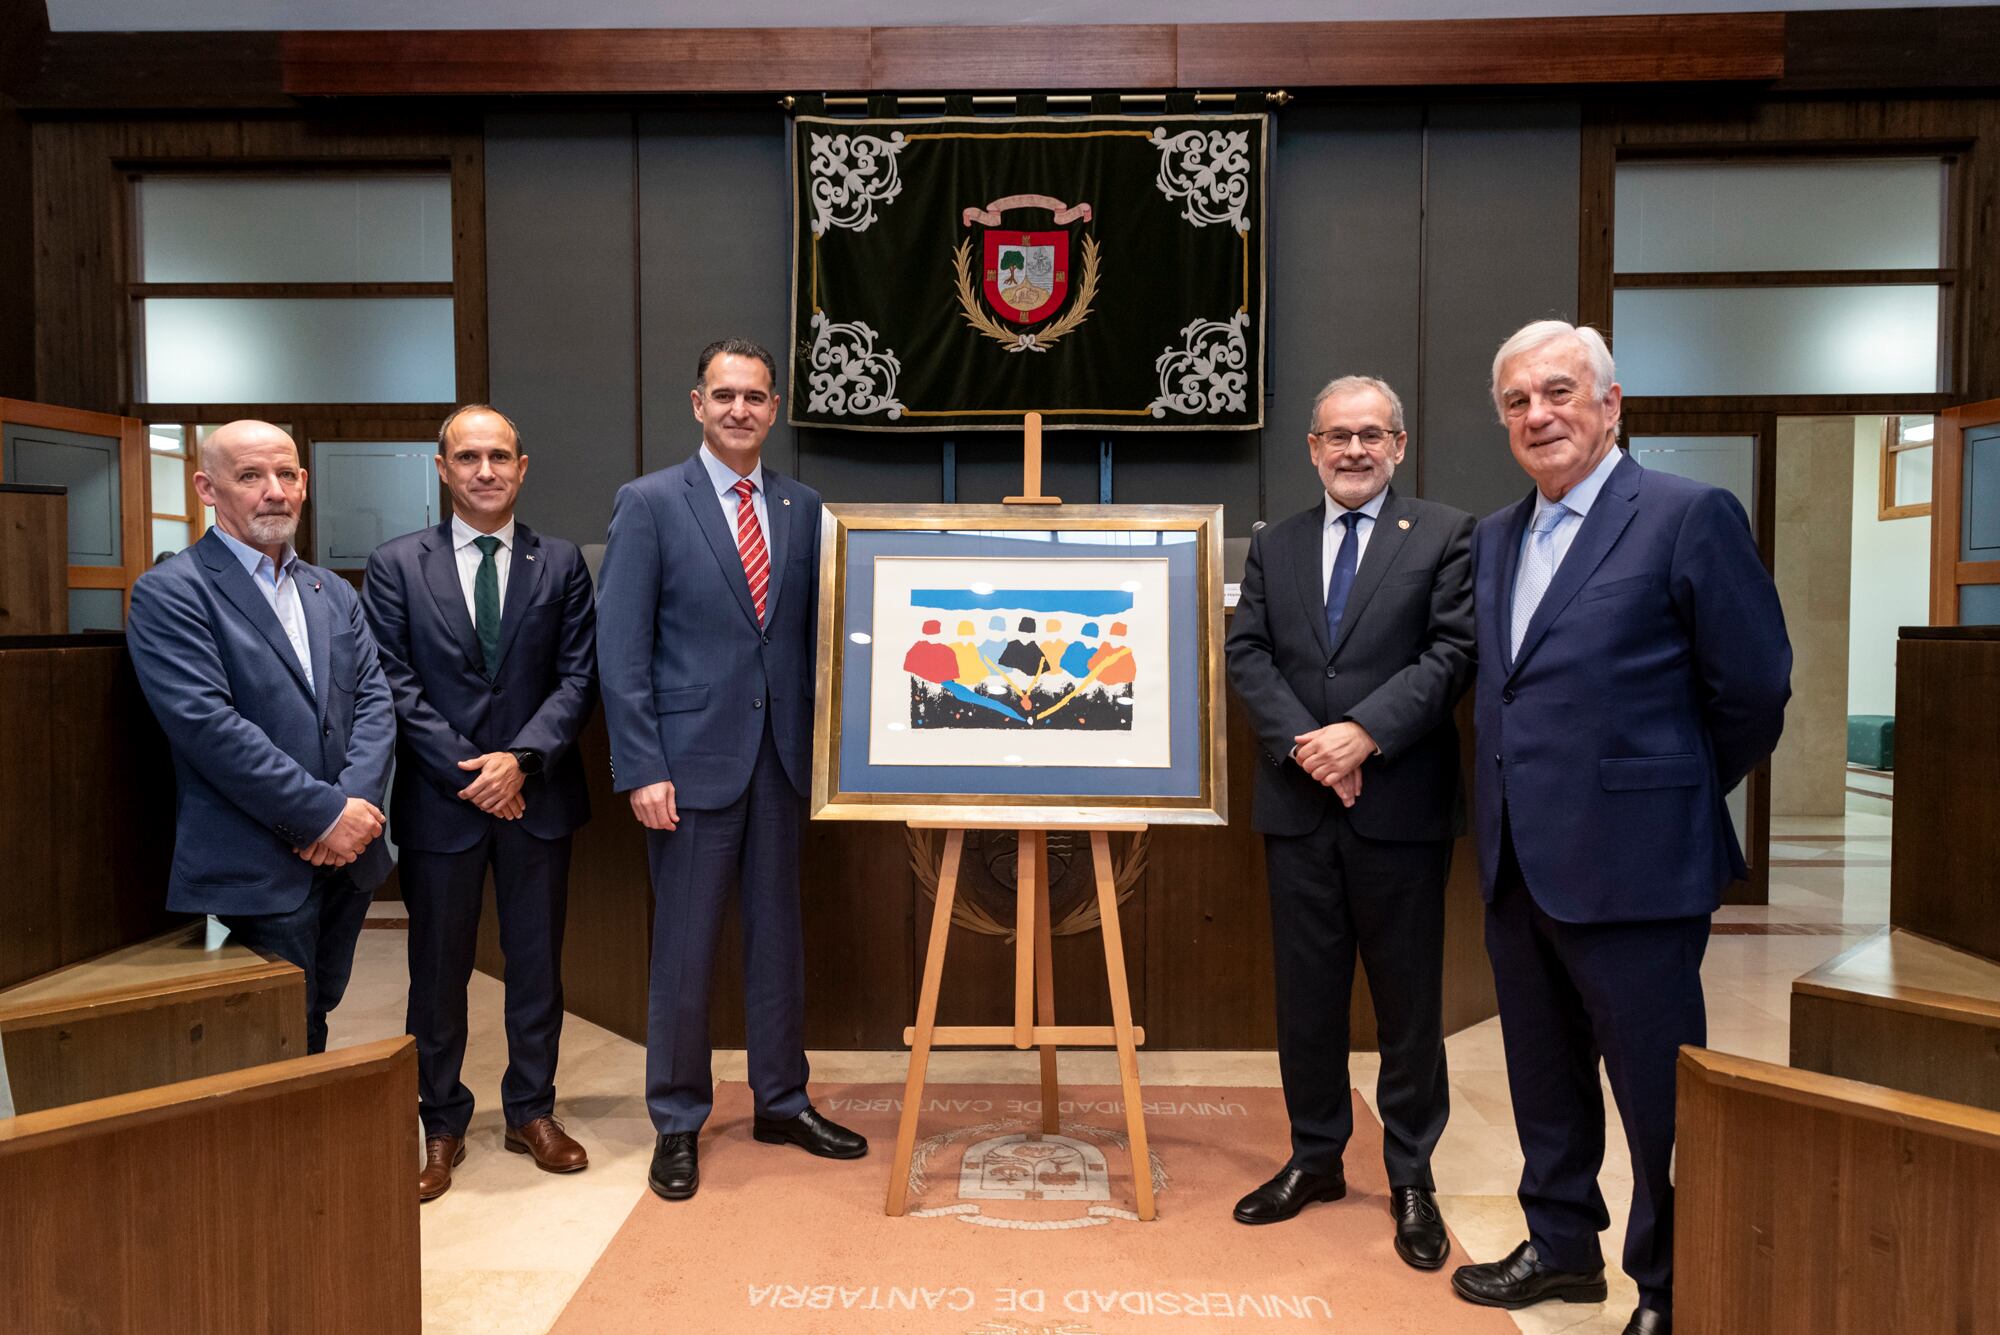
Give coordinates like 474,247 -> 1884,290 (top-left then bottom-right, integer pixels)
1390,1186 -> 1450,1270
752,1107 -> 868,1159
1231,1164 -> 1346,1224
1623,1308 -> 1670,1335
1450,1240 -> 1607,1309
648,1132 -> 699,1200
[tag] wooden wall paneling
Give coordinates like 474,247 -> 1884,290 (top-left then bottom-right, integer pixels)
0,645 -> 58,985
1779,6 -> 2000,92
13,31 -> 291,111
1577,106 -> 1617,336
798,820 -> 916,1048
449,128 -> 488,406
0,486 -> 67,633
1674,1046 -> 2000,1335
1890,629 -> 2000,961
869,26 -> 1175,91
0,97 -> 32,400
282,28 -> 872,96
1176,15 -> 1784,88
0,1036 -> 421,1335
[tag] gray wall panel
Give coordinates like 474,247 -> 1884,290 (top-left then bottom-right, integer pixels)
1419,101 -> 1581,521
1265,104 -> 1424,528
485,112 -> 638,547
638,110 -> 797,481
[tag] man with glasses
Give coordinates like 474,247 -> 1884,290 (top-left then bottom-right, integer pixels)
1225,376 -> 1475,1270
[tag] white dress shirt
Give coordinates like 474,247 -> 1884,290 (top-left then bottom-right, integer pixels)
451,512 -> 516,623
699,442 -> 769,539
1322,485 -> 1390,598
212,525 -> 313,691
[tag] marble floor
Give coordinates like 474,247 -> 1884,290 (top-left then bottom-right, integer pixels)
328,806 -> 1892,1334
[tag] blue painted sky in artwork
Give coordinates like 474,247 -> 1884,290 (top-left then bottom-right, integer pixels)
911,588 -> 1134,614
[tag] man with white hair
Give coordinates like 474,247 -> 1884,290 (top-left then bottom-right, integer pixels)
1448,323 -> 1790,1335
128,419 -> 395,1054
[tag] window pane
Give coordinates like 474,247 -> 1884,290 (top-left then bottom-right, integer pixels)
143,298 -> 455,403
1894,444 -> 1932,508
150,453 -> 186,513
1615,159 -> 1945,272
151,518 -> 191,558
1627,436 -> 1756,523
148,423 -> 183,452
1613,286 -> 1939,397
137,175 -> 452,282
310,441 -> 438,569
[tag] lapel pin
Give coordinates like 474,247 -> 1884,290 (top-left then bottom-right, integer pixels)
1398,519 -> 1411,530
312,580 -> 322,591
782,498 -> 792,506
525,553 -> 537,562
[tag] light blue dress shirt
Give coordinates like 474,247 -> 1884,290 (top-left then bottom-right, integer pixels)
1322,484 -> 1390,598
212,525 -> 313,691
699,442 -> 768,541
1514,443 -> 1627,586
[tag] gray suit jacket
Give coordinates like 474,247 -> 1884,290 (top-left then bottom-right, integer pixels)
1226,487 -> 1476,841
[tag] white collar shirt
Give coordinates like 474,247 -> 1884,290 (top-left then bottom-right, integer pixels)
699,442 -> 769,544
1322,485 -> 1390,598
451,512 -> 516,625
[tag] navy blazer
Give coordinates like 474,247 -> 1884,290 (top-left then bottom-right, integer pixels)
596,453 -> 821,807
360,520 -> 597,854
1227,488 -> 1476,841
127,529 -> 395,915
1471,453 -> 1792,923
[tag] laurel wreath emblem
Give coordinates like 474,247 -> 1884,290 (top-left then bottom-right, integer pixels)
952,235 -> 1101,353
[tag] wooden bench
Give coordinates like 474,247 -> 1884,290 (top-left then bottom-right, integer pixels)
0,1036 -> 419,1334
1676,1046 -> 2000,1334
1790,926 -> 2000,1113
0,920 -> 304,1114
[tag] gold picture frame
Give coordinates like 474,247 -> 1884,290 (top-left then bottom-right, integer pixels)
810,502 -> 1228,826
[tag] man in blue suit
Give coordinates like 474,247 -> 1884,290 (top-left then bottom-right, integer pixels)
1448,322 -> 1791,1335
597,338 -> 866,1202
362,405 -> 598,1202
128,419 -> 394,1055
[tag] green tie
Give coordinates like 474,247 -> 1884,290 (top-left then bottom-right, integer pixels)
473,534 -> 502,678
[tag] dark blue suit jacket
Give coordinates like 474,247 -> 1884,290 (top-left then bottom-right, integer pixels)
596,453 -> 820,806
1471,453 -> 1791,923
361,520 -> 597,854
128,529 -> 395,915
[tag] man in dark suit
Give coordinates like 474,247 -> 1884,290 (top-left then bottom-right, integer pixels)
362,405 -> 598,1202
128,419 -> 394,1055
1226,375 -> 1476,1269
597,338 -> 867,1201
1448,321 -> 1790,1335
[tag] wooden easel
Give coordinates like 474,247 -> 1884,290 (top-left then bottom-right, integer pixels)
884,411 -> 1156,1221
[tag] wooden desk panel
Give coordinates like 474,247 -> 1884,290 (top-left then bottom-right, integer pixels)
0,1037 -> 420,1335
1676,1046 -> 2000,1334
1892,630 -> 2000,962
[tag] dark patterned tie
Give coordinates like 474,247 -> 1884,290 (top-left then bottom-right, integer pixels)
473,534 -> 502,677
1325,511 -> 1362,646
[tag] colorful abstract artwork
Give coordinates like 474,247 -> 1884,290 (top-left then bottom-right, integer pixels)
868,556 -> 1172,769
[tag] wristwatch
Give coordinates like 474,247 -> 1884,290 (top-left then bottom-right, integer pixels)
510,748 -> 544,776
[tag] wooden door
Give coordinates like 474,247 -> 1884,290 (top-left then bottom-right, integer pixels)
1932,398 -> 2000,625
0,399 -> 147,628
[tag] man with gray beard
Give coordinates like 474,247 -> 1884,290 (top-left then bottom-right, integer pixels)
128,419 -> 396,1052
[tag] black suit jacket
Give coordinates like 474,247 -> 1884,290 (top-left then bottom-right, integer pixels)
1226,487 -> 1476,841
361,520 -> 597,854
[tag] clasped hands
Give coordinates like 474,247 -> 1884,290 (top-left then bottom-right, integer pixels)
1293,720 -> 1377,808
292,752 -> 527,867
294,796 -> 385,867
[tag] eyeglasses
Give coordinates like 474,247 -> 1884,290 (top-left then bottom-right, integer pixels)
1310,427 -> 1398,448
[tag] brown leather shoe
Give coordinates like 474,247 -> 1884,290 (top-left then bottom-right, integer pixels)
419,1135 -> 465,1202
505,1115 -> 589,1173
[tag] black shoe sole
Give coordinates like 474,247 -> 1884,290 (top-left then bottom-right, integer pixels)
751,1127 -> 869,1159
1231,1179 -> 1347,1225
1448,1276 -> 1608,1309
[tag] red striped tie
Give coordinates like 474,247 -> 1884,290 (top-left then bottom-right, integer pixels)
732,477 -> 769,623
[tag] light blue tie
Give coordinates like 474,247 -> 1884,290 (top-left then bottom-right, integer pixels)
1510,504 -> 1569,662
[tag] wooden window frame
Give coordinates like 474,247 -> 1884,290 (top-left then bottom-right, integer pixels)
1878,414 -> 1934,520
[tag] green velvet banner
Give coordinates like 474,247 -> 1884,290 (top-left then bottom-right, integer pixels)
788,113 -> 1268,434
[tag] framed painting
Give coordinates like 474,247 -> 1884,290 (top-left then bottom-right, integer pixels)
811,503 -> 1227,825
